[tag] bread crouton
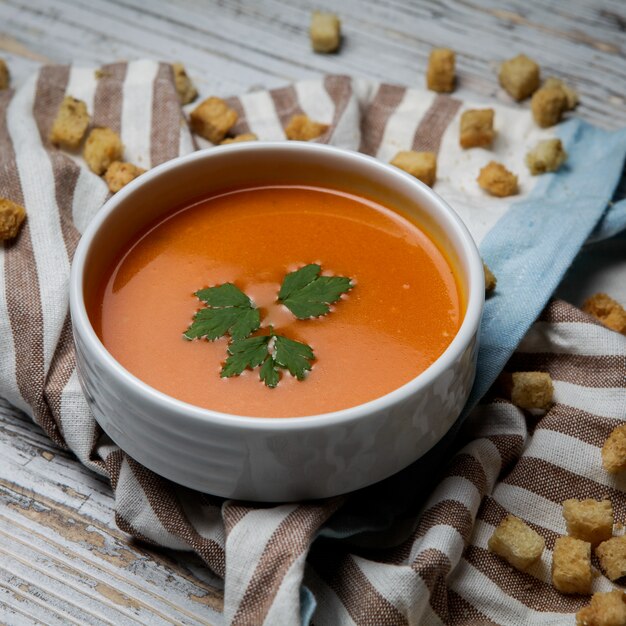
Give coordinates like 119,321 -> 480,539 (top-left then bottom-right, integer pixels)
563,499 -> 614,547
488,515 -> 545,571
596,536 -> 626,581
602,424 -> 626,474
526,138 -> 567,175
552,536 -> 592,594
285,114 -> 328,141
543,77 -> 579,110
477,161 -> 518,197
189,97 -> 238,144
583,293 -> 626,335
483,261 -> 497,293
499,54 -> 540,101
310,12 -> 341,53
0,58 -> 9,90
49,96 -> 91,150
390,151 -> 437,187
531,86 -> 568,128
172,63 -> 197,105
460,109 -> 495,149
220,133 -> 258,145
94,68 -> 109,80
83,128 -> 124,175
0,198 -> 26,241
104,161 -> 146,193
427,48 -> 456,93
576,590 -> 626,626
500,371 -> 553,410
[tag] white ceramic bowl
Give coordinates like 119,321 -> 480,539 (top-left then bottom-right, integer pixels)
70,142 -> 484,502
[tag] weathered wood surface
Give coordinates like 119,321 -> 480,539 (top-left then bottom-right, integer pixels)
1,0 -> 626,127
0,399 -> 223,625
0,0 -> 624,623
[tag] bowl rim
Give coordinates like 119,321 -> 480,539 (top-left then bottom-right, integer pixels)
70,141 -> 484,431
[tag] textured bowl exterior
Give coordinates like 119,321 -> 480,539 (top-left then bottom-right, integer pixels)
70,143 -> 484,501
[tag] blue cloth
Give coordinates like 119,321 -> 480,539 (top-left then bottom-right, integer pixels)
470,119 -> 626,410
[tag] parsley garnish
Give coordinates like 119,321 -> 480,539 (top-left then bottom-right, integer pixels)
184,265 -> 353,388
278,264 -> 353,319
259,351 -> 281,388
184,283 -> 260,341
221,335 -> 271,377
273,334 -> 315,379
221,330 -> 314,388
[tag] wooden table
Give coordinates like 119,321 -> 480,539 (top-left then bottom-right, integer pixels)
1,1 -> 624,623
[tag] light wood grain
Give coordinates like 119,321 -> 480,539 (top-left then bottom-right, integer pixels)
0,400 -> 223,625
0,1 -> 625,623
1,0 -> 625,126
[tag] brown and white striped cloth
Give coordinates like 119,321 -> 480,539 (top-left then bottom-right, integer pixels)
1,62 -> 625,625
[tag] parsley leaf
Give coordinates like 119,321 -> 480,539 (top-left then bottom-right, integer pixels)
278,264 -> 321,300
273,335 -> 315,380
195,283 -> 252,307
221,335 -> 270,377
278,264 -> 353,319
220,331 -> 315,387
184,283 -> 260,341
259,355 -> 280,388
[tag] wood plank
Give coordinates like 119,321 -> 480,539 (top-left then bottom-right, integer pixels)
0,577 -> 84,626
0,0 -> 624,126
0,483 -> 223,623
0,401 -> 223,625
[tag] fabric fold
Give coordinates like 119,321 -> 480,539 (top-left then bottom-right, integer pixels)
1,63 -> 625,624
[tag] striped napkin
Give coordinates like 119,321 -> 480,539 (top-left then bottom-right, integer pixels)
1,60 -> 625,625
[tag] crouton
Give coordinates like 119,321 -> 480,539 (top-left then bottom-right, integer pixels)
172,63 -> 197,105
427,48 -> 456,93
0,58 -> 9,90
49,96 -> 90,150
390,151 -> 437,187
576,590 -> 626,626
488,515 -> 545,571
531,86 -> 568,128
543,77 -> 579,110
500,371 -> 553,410
563,499 -> 614,547
552,536 -> 592,594
602,424 -> 626,474
310,12 -> 341,53
220,133 -> 258,145
104,161 -> 146,193
189,97 -> 238,144
499,54 -> 540,101
94,68 -> 109,80
483,261 -> 497,293
583,294 -> 626,335
0,198 -> 26,241
525,138 -> 567,175
596,536 -> 626,581
83,127 -> 124,175
460,109 -> 495,149
477,161 -> 518,197
285,114 -> 328,141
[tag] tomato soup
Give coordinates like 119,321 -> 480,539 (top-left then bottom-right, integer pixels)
91,185 -> 462,417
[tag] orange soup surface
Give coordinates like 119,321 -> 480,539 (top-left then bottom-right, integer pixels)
92,185 -> 462,417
